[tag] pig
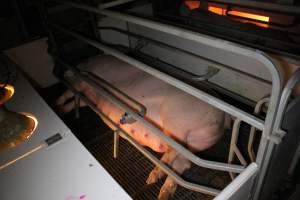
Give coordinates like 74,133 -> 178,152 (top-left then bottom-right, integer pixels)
56,55 -> 230,200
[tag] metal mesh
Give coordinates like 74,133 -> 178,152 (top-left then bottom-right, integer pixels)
85,131 -> 231,200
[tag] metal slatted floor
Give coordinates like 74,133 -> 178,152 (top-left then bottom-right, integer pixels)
85,131 -> 231,200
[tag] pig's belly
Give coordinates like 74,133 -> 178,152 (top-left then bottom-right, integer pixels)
94,73 -> 172,152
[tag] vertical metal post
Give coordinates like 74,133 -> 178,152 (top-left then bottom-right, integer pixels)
113,129 -> 120,159
126,22 -> 132,51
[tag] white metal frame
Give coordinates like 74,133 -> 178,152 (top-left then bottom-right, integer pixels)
41,0 -> 300,199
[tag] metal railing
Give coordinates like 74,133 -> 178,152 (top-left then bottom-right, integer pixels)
55,57 -> 244,173
58,73 -> 222,196
44,1 -> 285,198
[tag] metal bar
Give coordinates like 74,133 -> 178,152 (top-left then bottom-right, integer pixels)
114,129 -> 120,159
248,98 -> 269,162
51,23 -> 265,132
60,77 -> 221,196
228,118 -> 248,179
98,26 -> 271,85
47,4 -> 283,169
97,9 -> 282,141
55,56 -> 245,173
82,71 -> 146,116
273,69 -> 300,132
46,3 -> 283,198
0,144 -> 46,171
98,0 -> 136,9
275,69 -> 300,174
289,141 -> 300,175
254,69 -> 300,199
133,50 -> 220,83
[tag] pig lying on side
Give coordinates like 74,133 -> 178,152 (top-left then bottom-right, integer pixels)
56,55 -> 230,200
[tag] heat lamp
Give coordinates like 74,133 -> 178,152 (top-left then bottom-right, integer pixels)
0,84 -> 38,152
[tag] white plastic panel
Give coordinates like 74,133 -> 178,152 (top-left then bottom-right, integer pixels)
0,67 -> 131,200
0,133 -> 132,200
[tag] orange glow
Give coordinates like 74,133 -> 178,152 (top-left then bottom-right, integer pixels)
184,0 -> 270,27
208,6 -> 226,15
185,1 -> 200,10
228,10 -> 269,22
0,84 -> 15,105
238,19 -> 269,28
24,113 -> 38,137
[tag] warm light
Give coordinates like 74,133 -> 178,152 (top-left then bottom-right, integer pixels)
184,0 -> 270,27
0,84 -> 15,105
185,1 -> 200,10
208,6 -> 226,15
3,84 -> 15,97
228,10 -> 270,22
19,112 -> 39,139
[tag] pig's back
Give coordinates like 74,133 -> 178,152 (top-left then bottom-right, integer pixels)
80,55 -> 170,126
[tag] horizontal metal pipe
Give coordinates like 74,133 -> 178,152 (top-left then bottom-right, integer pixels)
55,56 -> 245,173
98,26 -> 271,85
51,23 -> 265,132
91,9 -> 282,198
60,78 -> 221,196
82,70 -> 146,116
99,0 -> 136,9
0,144 -> 46,171
45,3 -> 282,198
97,7 -> 283,141
48,2 -> 282,149
214,163 -> 258,200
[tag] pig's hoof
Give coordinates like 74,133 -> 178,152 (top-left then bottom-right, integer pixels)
158,177 -> 177,200
146,167 -> 166,185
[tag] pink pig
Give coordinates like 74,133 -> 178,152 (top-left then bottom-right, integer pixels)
56,55 -> 230,200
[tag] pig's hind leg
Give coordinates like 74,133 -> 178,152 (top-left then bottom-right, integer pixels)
158,149 -> 191,200
146,153 -> 169,185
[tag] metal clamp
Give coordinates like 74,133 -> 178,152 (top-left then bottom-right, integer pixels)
120,112 -> 136,124
264,129 -> 286,145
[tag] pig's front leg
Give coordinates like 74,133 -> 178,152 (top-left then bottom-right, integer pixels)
147,149 -> 192,200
